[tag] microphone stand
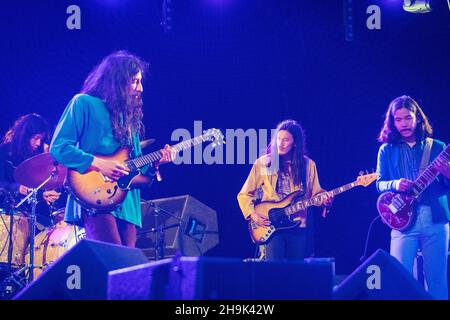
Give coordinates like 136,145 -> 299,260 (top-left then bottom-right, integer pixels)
141,199 -> 186,261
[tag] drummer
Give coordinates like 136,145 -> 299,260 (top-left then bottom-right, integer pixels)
0,114 -> 61,213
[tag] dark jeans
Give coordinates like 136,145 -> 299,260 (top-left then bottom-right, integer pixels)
264,227 -> 312,261
82,212 -> 137,247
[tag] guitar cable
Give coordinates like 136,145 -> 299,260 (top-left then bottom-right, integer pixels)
360,215 -> 381,262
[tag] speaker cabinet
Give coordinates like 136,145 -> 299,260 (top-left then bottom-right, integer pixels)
333,249 -> 431,300
138,195 -> 219,259
14,239 -> 148,300
108,256 -> 335,300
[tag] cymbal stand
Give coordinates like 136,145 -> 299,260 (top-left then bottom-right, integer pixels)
14,171 -> 55,284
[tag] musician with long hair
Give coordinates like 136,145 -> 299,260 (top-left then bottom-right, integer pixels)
237,119 -> 332,261
376,95 -> 450,299
50,51 -> 172,247
0,113 -> 60,207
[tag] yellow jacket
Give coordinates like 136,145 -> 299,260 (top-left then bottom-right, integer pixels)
237,155 -> 325,220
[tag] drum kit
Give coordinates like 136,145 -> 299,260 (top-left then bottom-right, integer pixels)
0,139 -> 155,298
0,153 -> 85,299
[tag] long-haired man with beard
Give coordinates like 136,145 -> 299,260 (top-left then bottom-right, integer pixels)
376,95 -> 450,299
50,51 -> 172,247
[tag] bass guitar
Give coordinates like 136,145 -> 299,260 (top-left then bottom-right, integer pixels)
249,172 -> 377,244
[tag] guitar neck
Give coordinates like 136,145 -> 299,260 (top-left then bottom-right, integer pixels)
284,181 -> 359,216
410,145 -> 450,197
126,135 -> 206,169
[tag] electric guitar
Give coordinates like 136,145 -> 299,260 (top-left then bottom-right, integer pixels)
249,172 -> 377,244
377,144 -> 450,231
66,128 -> 224,211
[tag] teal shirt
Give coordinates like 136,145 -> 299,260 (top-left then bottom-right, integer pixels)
50,93 -> 144,227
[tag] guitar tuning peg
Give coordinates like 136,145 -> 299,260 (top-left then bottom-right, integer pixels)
359,170 -> 364,176
365,170 -> 369,174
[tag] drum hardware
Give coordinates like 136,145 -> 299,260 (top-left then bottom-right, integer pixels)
0,153 -> 67,294
15,182 -> 54,283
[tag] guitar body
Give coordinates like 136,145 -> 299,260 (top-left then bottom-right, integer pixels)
248,191 -> 306,244
67,147 -> 151,211
376,192 -> 416,231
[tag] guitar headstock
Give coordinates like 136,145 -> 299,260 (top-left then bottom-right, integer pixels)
202,128 -> 225,147
355,171 -> 377,187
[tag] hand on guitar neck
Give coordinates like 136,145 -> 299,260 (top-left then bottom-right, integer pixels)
89,145 -> 175,182
157,144 -> 176,165
434,159 -> 450,179
321,192 -> 334,208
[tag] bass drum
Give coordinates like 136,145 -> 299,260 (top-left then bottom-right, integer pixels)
26,210 -> 85,279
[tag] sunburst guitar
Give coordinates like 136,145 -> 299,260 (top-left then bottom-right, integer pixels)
67,129 -> 224,211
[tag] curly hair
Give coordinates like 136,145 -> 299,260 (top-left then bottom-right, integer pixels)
2,113 -> 51,164
81,50 -> 149,146
378,95 -> 433,144
267,119 -> 307,187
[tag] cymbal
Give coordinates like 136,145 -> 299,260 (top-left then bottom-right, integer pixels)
14,153 -> 67,190
140,138 -> 156,149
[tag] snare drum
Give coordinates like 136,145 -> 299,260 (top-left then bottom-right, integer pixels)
0,210 -> 30,266
26,210 -> 85,279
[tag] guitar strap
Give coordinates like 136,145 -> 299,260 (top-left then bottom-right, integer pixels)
419,138 -> 433,175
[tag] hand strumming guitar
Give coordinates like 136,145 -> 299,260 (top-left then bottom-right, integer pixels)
250,211 -> 271,227
90,157 -> 129,182
395,178 -> 415,192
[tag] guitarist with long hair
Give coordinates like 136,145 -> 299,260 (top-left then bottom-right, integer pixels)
376,95 -> 450,299
237,119 -> 332,261
50,51 -> 173,247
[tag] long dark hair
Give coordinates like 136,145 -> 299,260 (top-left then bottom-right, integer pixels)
81,50 -> 149,146
378,95 -> 433,144
1,113 -> 51,164
267,119 -> 307,187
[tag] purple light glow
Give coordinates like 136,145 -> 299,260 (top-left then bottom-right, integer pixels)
203,0 -> 236,9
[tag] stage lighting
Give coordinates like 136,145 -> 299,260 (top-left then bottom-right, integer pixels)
403,0 -> 432,13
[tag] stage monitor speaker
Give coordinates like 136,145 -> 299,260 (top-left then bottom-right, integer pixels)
14,239 -> 148,300
333,249 -> 432,300
137,195 -> 219,259
108,256 -> 335,300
